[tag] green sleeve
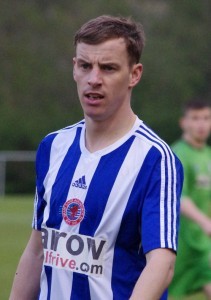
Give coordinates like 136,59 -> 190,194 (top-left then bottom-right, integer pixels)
172,145 -> 191,198
178,156 -> 191,198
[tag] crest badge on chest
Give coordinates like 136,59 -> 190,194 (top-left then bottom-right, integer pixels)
62,198 -> 85,226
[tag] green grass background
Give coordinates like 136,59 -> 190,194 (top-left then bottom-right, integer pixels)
0,196 -> 32,300
0,196 -> 205,300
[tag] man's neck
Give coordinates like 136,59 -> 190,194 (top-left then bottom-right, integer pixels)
85,111 -> 136,153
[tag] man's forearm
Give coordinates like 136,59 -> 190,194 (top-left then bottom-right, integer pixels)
9,230 -> 43,300
9,249 -> 43,300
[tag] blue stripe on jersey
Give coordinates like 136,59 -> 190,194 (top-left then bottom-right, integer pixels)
33,133 -> 58,230
70,274 -> 91,300
111,146 -> 162,299
46,127 -> 82,229
70,136 -> 135,299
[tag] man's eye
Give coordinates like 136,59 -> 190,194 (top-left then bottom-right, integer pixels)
80,63 -> 90,69
102,65 -> 115,71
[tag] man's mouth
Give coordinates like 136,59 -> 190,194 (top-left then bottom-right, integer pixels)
85,93 -> 104,100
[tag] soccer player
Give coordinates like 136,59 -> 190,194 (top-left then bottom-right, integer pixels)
9,15 -> 183,300
169,99 -> 211,299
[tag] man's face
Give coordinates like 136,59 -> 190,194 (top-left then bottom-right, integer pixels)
73,38 -> 142,122
180,107 -> 211,143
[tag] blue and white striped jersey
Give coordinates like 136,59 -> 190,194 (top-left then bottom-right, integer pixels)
33,117 -> 183,300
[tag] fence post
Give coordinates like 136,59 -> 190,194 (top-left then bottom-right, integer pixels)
0,159 -> 6,197
0,151 -> 36,197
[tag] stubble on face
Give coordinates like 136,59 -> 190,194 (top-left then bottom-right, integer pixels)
73,38 -> 142,123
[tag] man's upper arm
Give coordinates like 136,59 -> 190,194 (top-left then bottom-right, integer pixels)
145,248 -> 176,287
141,151 -> 183,254
146,248 -> 176,265
24,229 -> 43,258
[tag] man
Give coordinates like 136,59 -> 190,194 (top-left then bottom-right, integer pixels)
10,15 -> 183,300
169,99 -> 211,299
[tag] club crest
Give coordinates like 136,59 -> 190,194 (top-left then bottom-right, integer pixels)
62,199 -> 85,226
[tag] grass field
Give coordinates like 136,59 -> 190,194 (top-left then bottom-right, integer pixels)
0,196 -> 205,300
0,195 -> 33,300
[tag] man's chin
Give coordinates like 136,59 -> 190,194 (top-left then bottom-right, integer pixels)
84,112 -> 107,122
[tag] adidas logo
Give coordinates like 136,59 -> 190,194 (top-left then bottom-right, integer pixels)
72,175 -> 87,189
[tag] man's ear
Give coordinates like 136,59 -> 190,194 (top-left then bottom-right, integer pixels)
129,63 -> 143,88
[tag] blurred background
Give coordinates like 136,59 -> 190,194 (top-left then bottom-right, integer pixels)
0,0 -> 211,194
0,1 -> 210,299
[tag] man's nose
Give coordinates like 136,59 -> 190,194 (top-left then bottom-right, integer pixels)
88,68 -> 102,87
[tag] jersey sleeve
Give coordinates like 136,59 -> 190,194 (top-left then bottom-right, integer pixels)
32,133 -> 57,230
141,148 -> 183,254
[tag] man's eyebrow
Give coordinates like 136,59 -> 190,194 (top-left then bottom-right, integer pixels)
100,61 -> 118,65
99,61 -> 120,67
76,58 -> 90,63
76,58 -> 120,67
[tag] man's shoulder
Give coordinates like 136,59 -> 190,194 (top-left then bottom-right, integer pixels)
37,120 -> 85,154
42,120 -> 85,142
48,120 -> 85,136
135,122 -> 176,159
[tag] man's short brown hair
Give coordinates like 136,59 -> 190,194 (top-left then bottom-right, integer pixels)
74,15 -> 145,65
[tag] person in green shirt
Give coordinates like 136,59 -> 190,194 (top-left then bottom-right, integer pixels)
169,99 -> 211,299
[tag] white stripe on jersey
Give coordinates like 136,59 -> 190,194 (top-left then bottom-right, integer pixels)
60,155 -> 101,234
39,268 -> 48,299
42,127 -> 83,226
33,188 -> 38,229
50,269 -> 73,300
135,124 -> 177,249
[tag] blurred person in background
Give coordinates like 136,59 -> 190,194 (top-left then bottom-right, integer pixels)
169,99 -> 211,299
9,15 -> 183,300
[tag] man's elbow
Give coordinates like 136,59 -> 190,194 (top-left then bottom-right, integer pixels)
166,259 -> 175,287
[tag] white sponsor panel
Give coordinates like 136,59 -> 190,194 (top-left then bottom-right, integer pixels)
42,227 -> 107,277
